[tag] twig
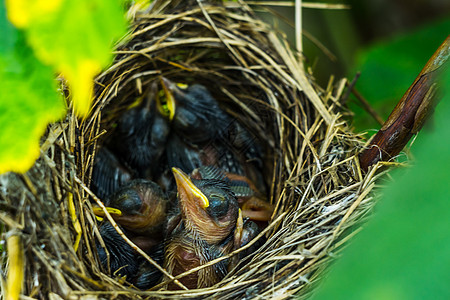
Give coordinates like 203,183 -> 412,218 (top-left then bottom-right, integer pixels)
360,35 -> 450,172
341,72 -> 384,125
243,1 -> 350,9
295,0 -> 303,68
351,87 -> 385,126
341,72 -> 359,105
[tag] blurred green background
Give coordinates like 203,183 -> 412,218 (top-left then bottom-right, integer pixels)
251,0 -> 450,132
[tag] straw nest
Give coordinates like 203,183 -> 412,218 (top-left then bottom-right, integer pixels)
0,0 -> 387,299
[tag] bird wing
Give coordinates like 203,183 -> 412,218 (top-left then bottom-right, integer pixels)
92,147 -> 133,202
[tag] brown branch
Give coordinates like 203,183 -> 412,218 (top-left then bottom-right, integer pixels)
341,71 -> 360,105
359,35 -> 450,173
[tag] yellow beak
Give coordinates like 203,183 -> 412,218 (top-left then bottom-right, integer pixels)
92,206 -> 123,218
172,167 -> 209,209
159,77 -> 177,121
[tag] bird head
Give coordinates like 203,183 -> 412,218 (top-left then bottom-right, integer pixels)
93,179 -> 167,235
158,77 -> 229,143
172,167 -> 239,244
110,82 -> 170,177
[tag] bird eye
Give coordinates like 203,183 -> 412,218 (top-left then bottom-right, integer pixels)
206,193 -> 229,218
210,193 -> 225,202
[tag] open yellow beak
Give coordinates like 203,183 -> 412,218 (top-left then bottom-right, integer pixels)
158,77 -> 176,121
172,167 -> 209,209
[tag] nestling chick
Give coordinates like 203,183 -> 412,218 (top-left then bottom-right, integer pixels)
93,179 -> 169,242
107,82 -> 170,178
164,167 -> 259,289
157,78 -> 264,188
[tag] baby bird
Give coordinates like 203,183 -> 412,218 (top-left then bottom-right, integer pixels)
94,179 -> 170,289
107,82 -> 170,179
157,77 -> 264,188
93,179 -> 169,242
164,167 -> 259,289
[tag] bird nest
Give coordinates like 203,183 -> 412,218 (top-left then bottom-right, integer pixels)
0,0 -> 386,299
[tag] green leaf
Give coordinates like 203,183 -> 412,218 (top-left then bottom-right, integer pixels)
312,69 -> 450,299
0,4 -> 65,173
0,0 -> 128,173
349,19 -> 450,132
6,0 -> 127,117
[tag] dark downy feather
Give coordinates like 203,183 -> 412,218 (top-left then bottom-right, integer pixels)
91,147 -> 133,202
133,243 -> 164,289
97,222 -> 138,278
229,180 -> 254,198
97,222 -> 164,289
165,134 -> 203,174
108,90 -> 170,178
